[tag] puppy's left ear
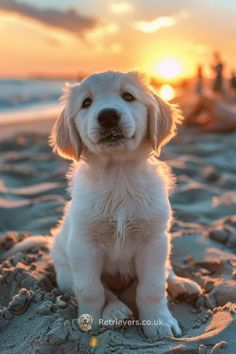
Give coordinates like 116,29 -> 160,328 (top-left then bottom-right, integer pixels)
148,92 -> 183,155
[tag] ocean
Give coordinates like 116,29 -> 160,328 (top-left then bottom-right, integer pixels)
0,78 -> 68,123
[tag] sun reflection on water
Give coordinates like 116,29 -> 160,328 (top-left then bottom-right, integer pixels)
159,84 -> 175,101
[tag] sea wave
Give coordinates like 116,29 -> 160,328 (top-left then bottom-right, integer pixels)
0,79 -> 66,111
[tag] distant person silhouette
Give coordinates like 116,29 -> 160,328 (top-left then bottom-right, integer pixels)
212,52 -> 224,93
230,71 -> 236,96
195,65 -> 203,94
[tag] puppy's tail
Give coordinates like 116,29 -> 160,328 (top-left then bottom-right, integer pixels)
0,235 -> 52,263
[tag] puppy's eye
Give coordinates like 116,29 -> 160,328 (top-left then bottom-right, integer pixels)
122,92 -> 135,102
81,97 -> 92,108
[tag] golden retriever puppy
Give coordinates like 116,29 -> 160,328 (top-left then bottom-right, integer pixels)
49,71 -> 201,338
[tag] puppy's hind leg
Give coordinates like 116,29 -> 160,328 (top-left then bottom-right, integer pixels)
167,265 -> 202,299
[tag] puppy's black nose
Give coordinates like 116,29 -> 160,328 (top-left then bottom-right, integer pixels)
98,109 -> 120,128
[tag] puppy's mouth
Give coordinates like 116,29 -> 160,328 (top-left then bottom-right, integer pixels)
98,130 -> 126,144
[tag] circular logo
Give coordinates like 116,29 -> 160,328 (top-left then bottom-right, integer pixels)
78,314 -> 94,332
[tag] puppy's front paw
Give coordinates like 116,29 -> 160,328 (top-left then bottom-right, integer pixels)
142,311 -> 181,339
168,275 -> 202,299
143,313 -> 181,339
102,299 -> 133,325
140,302 -> 181,339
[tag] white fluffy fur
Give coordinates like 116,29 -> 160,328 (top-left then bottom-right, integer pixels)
49,71 -> 202,338
4,71 -> 202,339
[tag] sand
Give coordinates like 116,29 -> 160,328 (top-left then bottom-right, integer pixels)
0,105 -> 59,140
1,127 -> 236,353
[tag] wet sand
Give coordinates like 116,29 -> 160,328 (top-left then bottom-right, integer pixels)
1,127 -> 236,353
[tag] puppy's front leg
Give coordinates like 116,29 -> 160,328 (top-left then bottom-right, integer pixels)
135,235 -> 181,339
68,235 -> 105,326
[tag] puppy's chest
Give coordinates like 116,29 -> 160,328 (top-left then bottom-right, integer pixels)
92,175 -> 153,218
89,218 -> 154,278
87,173 -> 160,248
89,218 -> 153,256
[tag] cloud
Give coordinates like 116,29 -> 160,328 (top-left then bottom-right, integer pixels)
85,23 -> 118,41
0,0 -> 99,36
133,16 -> 176,33
133,11 -> 189,33
110,1 -> 133,14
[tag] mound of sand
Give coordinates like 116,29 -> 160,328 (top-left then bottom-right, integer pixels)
1,128 -> 236,353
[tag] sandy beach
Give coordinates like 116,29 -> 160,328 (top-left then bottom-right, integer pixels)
0,120 -> 236,353
1,0 -> 235,351
0,105 -> 59,140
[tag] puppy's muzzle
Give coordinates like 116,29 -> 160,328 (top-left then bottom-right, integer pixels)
97,109 -> 120,129
97,108 -> 125,144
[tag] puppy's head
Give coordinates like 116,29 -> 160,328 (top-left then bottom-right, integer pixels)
50,71 -> 183,160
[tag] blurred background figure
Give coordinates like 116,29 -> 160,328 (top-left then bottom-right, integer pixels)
212,52 -> 224,94
230,71 -> 236,97
195,65 -> 204,94
186,56 -> 236,130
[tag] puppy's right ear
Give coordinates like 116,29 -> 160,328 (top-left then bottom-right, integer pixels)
50,85 -> 82,161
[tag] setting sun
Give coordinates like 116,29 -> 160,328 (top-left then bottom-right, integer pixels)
154,57 -> 183,81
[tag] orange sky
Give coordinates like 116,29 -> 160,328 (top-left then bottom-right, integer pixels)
0,0 -> 235,80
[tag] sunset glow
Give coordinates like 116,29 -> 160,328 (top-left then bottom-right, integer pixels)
0,1 -> 235,78
154,58 -> 183,81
